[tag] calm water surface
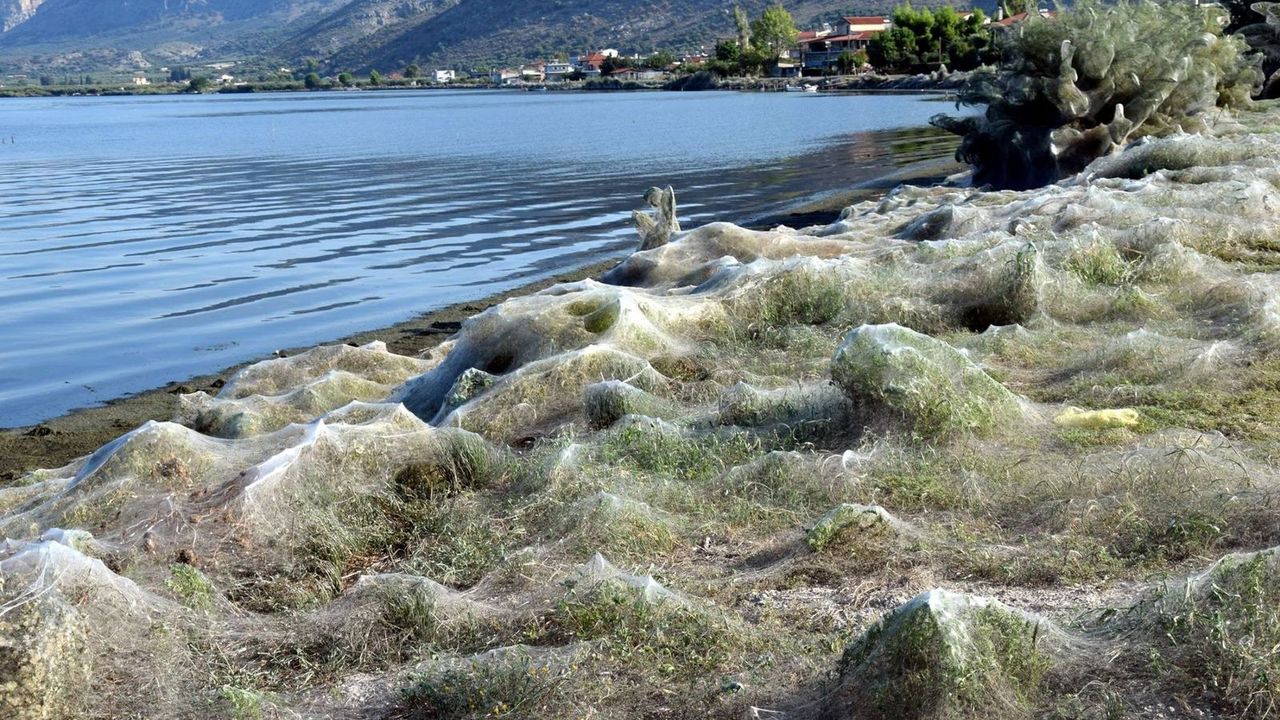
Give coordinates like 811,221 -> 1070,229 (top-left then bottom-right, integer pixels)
0,89 -> 960,427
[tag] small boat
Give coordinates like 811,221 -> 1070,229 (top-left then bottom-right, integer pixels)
785,83 -> 819,93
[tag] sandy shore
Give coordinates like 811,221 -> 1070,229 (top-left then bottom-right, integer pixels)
0,154 -> 962,482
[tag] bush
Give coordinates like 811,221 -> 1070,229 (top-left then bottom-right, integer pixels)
932,0 -> 1260,189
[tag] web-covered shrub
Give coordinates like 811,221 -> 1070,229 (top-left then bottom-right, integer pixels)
932,0 -> 1261,189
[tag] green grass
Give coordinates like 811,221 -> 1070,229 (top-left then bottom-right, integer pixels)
1150,552 -> 1280,719
391,650 -> 573,720
166,563 -> 215,611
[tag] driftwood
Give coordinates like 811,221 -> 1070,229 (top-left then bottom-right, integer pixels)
633,186 -> 680,251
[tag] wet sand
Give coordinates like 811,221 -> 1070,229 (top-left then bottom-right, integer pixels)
0,156 -> 963,482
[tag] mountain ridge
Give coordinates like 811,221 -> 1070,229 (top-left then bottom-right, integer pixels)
0,0 -> 997,74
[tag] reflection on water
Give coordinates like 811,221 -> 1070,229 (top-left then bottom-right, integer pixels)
0,90 -> 960,427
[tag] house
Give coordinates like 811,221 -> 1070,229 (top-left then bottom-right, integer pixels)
490,68 -> 521,85
611,68 -> 666,82
837,15 -> 891,34
521,64 -> 545,82
544,61 -> 575,81
576,52 -> 609,72
131,76 -> 150,86
993,8 -> 1054,28
799,16 -> 891,72
433,69 -> 456,83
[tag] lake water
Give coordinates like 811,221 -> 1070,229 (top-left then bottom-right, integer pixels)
0,89 -> 961,428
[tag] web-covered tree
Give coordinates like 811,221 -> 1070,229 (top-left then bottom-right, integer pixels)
931,0 -> 1260,190
1229,2 -> 1280,97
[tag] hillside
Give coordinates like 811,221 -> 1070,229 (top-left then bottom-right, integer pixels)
327,0 -> 995,72
0,0 -> 992,74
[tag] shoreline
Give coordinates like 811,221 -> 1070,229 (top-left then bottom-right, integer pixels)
0,156 -> 961,482
0,72 -> 964,99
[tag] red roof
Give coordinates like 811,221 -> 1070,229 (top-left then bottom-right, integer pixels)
994,11 -> 1029,26
798,30 -> 821,40
806,31 -> 880,44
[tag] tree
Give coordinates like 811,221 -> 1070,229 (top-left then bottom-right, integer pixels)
751,4 -> 799,57
869,3 -> 990,71
601,56 -> 630,76
404,63 -> 422,79
837,51 -> 866,74
186,76 -> 210,93
643,50 -> 677,69
734,5 -> 752,50
369,70 -> 383,86
931,0 -> 1259,189
1001,0 -> 1033,18
304,72 -> 323,89
338,72 -> 354,87
738,45 -> 773,76
714,39 -> 742,64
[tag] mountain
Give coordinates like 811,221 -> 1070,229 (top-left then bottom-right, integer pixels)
335,0 -> 891,71
275,0 -> 460,60
0,0 -> 46,33
0,0 -> 997,74
0,0 -> 349,52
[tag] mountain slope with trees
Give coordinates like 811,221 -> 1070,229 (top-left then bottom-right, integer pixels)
0,0 -> 992,73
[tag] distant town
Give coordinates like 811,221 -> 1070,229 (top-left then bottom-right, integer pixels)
0,3 -> 1054,95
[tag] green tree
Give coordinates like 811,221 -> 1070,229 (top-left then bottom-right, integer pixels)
186,76 -> 210,93
338,72 -> 354,87
643,50 -> 677,69
738,45 -> 773,76
601,56 -> 630,76
869,2 -> 990,71
369,70 -> 383,85
751,4 -> 799,57
304,72 -> 324,89
837,50 -> 869,74
405,63 -> 422,79
714,39 -> 742,64
1002,0 -> 1033,18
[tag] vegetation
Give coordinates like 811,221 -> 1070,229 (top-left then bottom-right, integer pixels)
869,4 -> 993,71
6,27 -> 1280,720
707,3 -> 800,77
932,0 -> 1261,188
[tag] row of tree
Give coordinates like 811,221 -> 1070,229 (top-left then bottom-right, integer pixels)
868,4 -> 997,72
706,4 -> 800,77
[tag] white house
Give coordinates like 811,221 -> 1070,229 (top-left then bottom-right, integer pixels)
544,61 -> 575,81
433,69 -> 456,83
491,68 -> 521,85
